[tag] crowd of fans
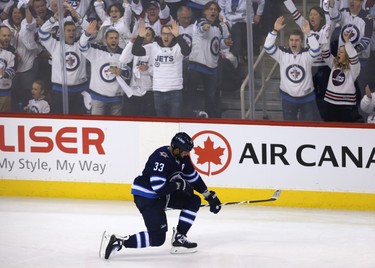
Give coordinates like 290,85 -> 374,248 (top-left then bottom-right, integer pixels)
0,0 -> 373,123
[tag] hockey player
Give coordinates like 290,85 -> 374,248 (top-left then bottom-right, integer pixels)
101,132 -> 221,259
264,16 -> 321,121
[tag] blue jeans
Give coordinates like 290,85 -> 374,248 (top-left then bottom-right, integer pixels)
187,69 -> 220,118
282,99 -> 321,121
153,90 -> 182,117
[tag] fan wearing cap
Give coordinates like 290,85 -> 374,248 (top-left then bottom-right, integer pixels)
102,132 -> 221,259
131,0 -> 172,37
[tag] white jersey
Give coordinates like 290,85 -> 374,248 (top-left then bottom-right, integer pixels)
148,41 -> 185,92
284,0 -> 334,66
264,32 -> 321,97
119,42 -> 152,96
322,42 -> 360,106
218,0 -> 265,25
189,19 -> 226,69
3,19 -> 40,73
0,48 -> 15,90
39,18 -> 88,87
26,98 -> 50,113
360,93 -> 375,123
179,24 -> 194,49
329,4 -> 373,59
79,34 -> 124,98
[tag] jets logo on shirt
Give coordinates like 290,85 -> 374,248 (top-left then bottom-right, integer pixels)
210,36 -> 220,56
286,64 -> 306,83
29,105 -> 40,113
100,63 -> 116,82
67,0 -> 80,9
331,69 -> 345,86
154,55 -> 174,67
160,152 -> 168,158
341,25 -> 360,44
65,52 -> 80,71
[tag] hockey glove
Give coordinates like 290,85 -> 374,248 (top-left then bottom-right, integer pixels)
204,190 -> 221,214
172,175 -> 194,196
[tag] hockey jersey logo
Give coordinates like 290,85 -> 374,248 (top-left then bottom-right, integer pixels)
285,64 -> 306,84
181,33 -> 192,48
210,36 -> 220,56
65,52 -> 80,72
341,25 -> 360,44
99,63 -> 116,82
29,105 -> 41,113
67,0 -> 80,9
0,58 -> 7,74
331,69 -> 345,86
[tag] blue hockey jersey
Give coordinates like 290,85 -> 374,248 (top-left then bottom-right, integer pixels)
131,146 -> 208,199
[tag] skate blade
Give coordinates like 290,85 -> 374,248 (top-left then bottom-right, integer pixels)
170,246 -> 197,254
99,231 -> 111,258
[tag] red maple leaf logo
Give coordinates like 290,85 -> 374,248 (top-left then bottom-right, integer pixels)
194,136 -> 225,176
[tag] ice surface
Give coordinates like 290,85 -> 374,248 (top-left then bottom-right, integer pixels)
0,197 -> 374,268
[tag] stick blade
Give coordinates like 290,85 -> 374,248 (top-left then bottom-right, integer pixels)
272,189 -> 282,200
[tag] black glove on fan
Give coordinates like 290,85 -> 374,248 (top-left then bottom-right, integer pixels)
205,190 -> 221,214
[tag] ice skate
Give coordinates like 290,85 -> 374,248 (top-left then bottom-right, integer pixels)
170,227 -> 197,254
99,231 -> 124,259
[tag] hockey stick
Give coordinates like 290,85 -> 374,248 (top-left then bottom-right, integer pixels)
167,190 -> 281,211
200,189 -> 281,208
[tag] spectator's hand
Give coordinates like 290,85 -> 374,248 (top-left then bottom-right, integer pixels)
86,20 -> 98,36
365,85 -> 372,99
274,16 -> 286,32
138,63 -> 149,72
170,20 -> 179,37
35,16 -> 45,26
109,65 -> 121,76
329,0 -> 335,8
224,36 -> 233,47
0,12 -> 7,21
202,23 -> 210,31
343,30 -> 350,43
253,14 -> 261,24
302,19 -> 311,35
138,20 -> 146,37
